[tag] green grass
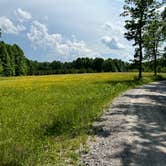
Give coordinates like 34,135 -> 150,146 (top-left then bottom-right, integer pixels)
0,73 -> 165,165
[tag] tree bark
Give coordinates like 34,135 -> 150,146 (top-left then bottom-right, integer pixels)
154,48 -> 157,76
138,21 -> 143,79
139,43 -> 143,79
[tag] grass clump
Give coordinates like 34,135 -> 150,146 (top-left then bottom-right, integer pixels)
153,74 -> 165,81
0,72 -> 164,165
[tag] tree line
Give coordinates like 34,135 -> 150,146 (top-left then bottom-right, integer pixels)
28,57 -> 130,75
0,40 -> 165,76
121,0 -> 166,79
0,40 -> 131,76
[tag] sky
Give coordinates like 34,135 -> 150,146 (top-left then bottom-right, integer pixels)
0,0 -> 135,62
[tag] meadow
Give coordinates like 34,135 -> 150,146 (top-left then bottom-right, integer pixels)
0,73 -> 164,165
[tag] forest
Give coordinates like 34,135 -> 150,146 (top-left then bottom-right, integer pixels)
0,41 -> 129,76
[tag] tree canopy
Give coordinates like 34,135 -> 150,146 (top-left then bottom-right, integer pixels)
121,0 -> 166,78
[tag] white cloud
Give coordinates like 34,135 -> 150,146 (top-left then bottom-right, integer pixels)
102,21 -> 125,38
101,36 -> 124,50
0,16 -> 25,34
27,21 -> 98,61
27,21 -> 62,48
15,8 -> 32,21
101,21 -> 125,48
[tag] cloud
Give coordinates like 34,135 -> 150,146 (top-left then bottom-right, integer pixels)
101,22 -> 125,48
102,21 -> 125,35
27,21 -> 98,61
27,21 -> 62,48
15,8 -> 32,21
0,16 -> 25,34
101,36 -> 124,50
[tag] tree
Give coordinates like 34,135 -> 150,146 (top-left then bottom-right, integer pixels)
12,44 -> 28,76
143,2 -> 162,76
102,59 -> 113,72
0,41 -> 29,76
121,0 -> 157,79
0,42 -> 12,76
93,58 -> 104,72
0,29 -> 2,75
161,6 -> 166,38
144,21 -> 160,76
161,6 -> 166,62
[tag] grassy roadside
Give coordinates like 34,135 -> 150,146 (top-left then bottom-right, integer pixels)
0,73 -> 165,165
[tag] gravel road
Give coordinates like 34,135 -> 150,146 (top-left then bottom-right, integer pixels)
82,81 -> 166,166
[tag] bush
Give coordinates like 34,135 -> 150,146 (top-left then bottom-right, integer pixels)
153,75 -> 165,81
161,67 -> 166,73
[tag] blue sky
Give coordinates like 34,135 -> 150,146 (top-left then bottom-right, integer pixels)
0,0 -> 134,62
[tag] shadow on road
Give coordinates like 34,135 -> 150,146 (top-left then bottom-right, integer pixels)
91,81 -> 166,166
113,81 -> 166,166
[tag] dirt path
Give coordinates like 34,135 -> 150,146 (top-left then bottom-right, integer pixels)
82,81 -> 166,166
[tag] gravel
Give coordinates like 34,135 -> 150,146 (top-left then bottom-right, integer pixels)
81,81 -> 166,166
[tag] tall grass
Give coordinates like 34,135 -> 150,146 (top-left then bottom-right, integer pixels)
0,73 -> 163,165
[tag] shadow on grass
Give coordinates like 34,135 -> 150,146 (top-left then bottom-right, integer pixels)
95,79 -> 140,85
95,74 -> 166,86
94,77 -> 150,89
43,120 -> 78,137
42,116 -> 90,138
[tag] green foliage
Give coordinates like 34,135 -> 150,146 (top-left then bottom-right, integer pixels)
161,67 -> 166,73
143,20 -> 161,58
0,42 -> 28,76
0,42 -> 12,76
0,63 -> 3,75
143,2 -> 163,76
121,0 -> 160,79
12,44 -> 28,75
153,74 -> 165,81
161,6 -> 166,39
26,57 -> 130,75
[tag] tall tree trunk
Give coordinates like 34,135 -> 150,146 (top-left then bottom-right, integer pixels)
138,13 -> 143,80
138,30 -> 143,80
139,43 -> 143,79
154,48 -> 157,76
